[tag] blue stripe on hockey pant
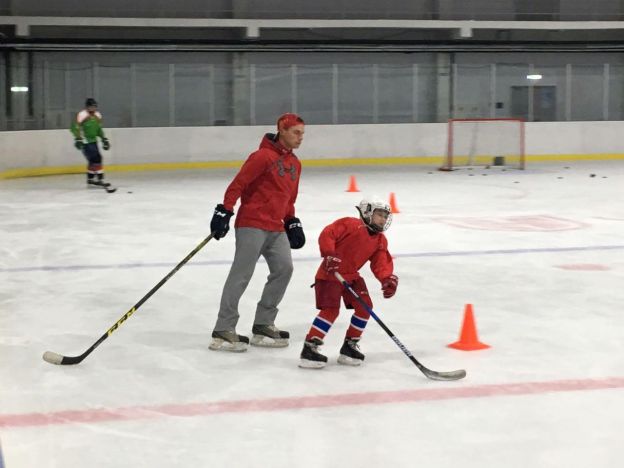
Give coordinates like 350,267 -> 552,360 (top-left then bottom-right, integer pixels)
312,316 -> 332,333
350,314 -> 368,330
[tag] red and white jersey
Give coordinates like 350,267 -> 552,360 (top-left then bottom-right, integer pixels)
223,133 -> 302,232
315,217 -> 394,283
76,109 -> 102,123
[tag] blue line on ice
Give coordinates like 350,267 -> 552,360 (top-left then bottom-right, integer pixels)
2,244 -> 623,273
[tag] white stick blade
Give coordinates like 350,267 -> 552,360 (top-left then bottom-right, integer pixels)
42,351 -> 64,365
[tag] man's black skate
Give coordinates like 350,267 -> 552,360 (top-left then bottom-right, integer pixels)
337,337 -> 365,366
299,337 -> 328,369
208,330 -> 249,352
250,324 -> 289,348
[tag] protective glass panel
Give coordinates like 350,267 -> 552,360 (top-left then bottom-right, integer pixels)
377,65 -> 413,123
253,65 -> 292,125
337,64 -> 374,124
454,64 -> 491,118
98,64 -> 132,128
571,64 -> 604,121
296,65 -> 333,125
135,64 -> 170,127
67,62 -> 93,117
494,63 -> 530,120
608,65 -> 624,120
174,64 -> 212,126
213,64 -> 233,126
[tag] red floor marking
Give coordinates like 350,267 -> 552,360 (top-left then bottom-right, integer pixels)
1,377 -> 623,429
436,215 -> 589,232
555,264 -> 611,271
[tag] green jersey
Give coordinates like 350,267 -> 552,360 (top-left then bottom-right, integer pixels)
70,110 -> 106,144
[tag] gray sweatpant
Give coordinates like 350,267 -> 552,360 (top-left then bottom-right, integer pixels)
213,227 -> 294,332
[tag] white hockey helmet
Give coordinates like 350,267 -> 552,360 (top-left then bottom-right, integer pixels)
357,196 -> 393,232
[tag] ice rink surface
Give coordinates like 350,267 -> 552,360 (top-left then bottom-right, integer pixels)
1,161 -> 623,468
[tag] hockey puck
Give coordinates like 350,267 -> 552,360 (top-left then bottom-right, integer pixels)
589,174 -> 596,177
127,191 -> 133,194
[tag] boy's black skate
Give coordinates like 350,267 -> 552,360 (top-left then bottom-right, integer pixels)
208,330 -> 249,352
88,179 -> 116,193
337,337 -> 365,366
250,324 -> 290,348
88,179 -> 110,188
299,337 -> 328,369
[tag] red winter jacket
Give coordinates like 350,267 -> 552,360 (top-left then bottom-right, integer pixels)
223,133 -> 302,232
315,217 -> 394,283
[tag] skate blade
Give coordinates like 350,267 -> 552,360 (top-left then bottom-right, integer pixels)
208,338 -> 248,353
337,355 -> 363,366
250,334 -> 289,348
298,358 -> 327,369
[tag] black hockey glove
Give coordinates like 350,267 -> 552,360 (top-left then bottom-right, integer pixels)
210,204 -> 234,240
74,139 -> 84,150
284,217 -> 305,249
102,138 -> 110,150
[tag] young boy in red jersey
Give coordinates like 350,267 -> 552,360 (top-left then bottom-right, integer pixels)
299,197 -> 399,368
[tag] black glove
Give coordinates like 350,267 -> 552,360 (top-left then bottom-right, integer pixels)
102,138 -> 110,150
74,139 -> 84,150
285,217 -> 305,249
210,204 -> 234,240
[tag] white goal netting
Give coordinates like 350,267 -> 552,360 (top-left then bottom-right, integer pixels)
442,118 -> 525,170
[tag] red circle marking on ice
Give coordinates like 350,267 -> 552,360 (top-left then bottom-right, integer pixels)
555,264 -> 611,271
435,215 -> 588,232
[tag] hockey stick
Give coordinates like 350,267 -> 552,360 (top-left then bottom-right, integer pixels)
43,233 -> 215,365
335,272 -> 466,381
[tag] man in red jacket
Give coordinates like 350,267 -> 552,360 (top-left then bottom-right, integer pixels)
299,196 -> 399,368
209,113 -> 306,352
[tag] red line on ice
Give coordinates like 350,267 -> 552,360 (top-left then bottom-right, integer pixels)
1,377 -> 623,429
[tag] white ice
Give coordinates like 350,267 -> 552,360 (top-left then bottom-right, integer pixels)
1,162 -> 623,468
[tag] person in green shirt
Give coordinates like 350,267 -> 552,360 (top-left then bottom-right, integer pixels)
70,98 -> 112,189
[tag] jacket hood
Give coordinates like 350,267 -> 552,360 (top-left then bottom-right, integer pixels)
260,133 -> 294,156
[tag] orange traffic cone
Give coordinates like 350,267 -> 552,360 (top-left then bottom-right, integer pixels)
447,304 -> 490,351
346,175 -> 360,192
389,192 -> 400,213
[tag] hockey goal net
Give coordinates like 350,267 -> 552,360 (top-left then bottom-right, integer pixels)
441,118 -> 525,170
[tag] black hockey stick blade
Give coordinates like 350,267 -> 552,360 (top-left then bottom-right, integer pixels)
393,338 -> 466,381
334,272 -> 466,381
43,350 -> 88,365
43,233 -> 214,365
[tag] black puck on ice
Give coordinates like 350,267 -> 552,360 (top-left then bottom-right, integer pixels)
127,191 -> 133,194
590,174 -> 596,177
